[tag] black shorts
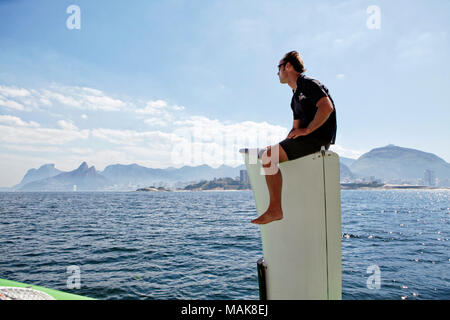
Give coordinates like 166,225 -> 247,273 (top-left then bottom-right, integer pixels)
279,134 -> 331,161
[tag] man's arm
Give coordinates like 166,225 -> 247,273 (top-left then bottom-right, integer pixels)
288,97 -> 333,138
287,119 -> 301,137
305,96 -> 334,134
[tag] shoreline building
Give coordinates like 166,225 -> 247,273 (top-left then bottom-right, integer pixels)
240,170 -> 249,185
423,169 -> 436,186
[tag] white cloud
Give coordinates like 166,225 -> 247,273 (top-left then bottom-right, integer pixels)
0,85 -> 30,98
329,144 -> 364,159
134,99 -> 184,119
0,115 -> 89,145
0,85 -> 129,112
57,120 -> 78,131
45,86 -> 122,111
41,89 -> 81,108
147,100 -> 167,108
0,85 -> 183,119
39,97 -> 52,106
80,87 -> 103,95
67,86 -> 127,111
0,115 -> 40,127
0,98 -> 25,111
83,94 -> 126,111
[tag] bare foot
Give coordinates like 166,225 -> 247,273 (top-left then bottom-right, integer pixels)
251,207 -> 283,225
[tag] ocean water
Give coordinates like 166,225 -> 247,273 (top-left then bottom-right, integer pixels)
0,190 -> 448,300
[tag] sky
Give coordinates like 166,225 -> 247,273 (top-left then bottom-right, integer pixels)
0,0 -> 449,187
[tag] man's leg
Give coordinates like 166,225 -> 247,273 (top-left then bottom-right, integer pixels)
251,144 -> 289,225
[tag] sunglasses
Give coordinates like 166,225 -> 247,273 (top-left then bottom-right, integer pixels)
277,62 -> 287,71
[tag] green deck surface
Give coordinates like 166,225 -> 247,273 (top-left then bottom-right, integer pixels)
0,278 -> 94,300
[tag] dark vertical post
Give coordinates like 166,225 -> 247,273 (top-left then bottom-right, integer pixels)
257,257 -> 267,300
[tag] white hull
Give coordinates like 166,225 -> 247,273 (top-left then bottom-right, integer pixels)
241,149 -> 342,300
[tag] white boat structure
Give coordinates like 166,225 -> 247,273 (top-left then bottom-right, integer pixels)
240,147 -> 342,300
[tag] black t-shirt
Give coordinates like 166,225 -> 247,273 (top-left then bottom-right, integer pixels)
291,74 -> 337,144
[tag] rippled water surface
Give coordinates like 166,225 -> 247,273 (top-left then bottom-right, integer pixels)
0,190 -> 448,300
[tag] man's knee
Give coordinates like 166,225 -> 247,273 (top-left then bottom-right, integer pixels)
261,148 -> 275,168
261,144 -> 288,167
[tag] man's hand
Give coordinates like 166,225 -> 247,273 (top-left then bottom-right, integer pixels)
288,128 -> 311,139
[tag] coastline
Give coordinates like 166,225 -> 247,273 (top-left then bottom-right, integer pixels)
340,186 -> 450,191
1,187 -> 448,193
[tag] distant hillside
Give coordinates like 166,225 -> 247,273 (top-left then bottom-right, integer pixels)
339,162 -> 355,181
20,162 -> 110,191
350,145 -> 450,183
100,163 -> 173,185
13,164 -> 62,189
100,163 -> 246,186
340,157 -> 357,168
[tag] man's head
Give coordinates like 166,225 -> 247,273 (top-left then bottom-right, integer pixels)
277,51 -> 306,84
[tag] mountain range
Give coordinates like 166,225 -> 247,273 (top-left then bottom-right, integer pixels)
6,144 -> 450,191
12,161 -> 247,191
349,145 -> 450,182
15,162 -> 110,191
